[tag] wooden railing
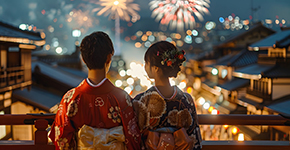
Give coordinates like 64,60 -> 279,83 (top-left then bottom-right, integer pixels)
0,114 -> 289,150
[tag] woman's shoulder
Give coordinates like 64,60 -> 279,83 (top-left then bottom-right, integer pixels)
174,86 -> 195,106
133,86 -> 156,100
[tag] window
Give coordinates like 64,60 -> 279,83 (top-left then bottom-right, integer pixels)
0,111 -> 6,139
253,79 -> 268,94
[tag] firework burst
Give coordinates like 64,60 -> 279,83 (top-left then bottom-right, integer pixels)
149,0 -> 210,31
91,0 -> 140,22
66,9 -> 94,29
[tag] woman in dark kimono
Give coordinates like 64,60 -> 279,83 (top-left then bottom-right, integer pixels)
133,41 -> 202,150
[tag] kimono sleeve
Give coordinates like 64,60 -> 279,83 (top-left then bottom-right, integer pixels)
49,88 -> 78,150
184,93 -> 202,150
118,92 -> 141,150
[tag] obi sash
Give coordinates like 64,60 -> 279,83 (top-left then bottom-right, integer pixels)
77,125 -> 127,150
145,127 -> 194,150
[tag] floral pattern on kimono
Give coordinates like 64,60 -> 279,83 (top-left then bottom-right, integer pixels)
49,79 -> 141,150
133,86 -> 202,150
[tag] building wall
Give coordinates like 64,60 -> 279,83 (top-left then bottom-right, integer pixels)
272,78 -> 290,100
11,101 -> 34,140
21,49 -> 31,82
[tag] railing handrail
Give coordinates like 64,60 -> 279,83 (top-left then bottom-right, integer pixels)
0,113 -> 290,150
198,114 -> 290,126
0,113 -> 289,126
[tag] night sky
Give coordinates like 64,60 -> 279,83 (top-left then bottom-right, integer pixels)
0,0 -> 289,62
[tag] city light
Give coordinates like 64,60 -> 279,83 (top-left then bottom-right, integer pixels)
19,24 -> 27,30
124,86 -> 132,94
126,77 -> 134,85
221,69 -> 228,78
178,81 -> 187,89
55,47 -> 63,54
211,109 -> 219,115
186,87 -> 193,94
192,30 -> 198,36
238,133 -> 245,141
115,80 -> 122,87
211,68 -> 218,75
198,97 -> 205,105
72,29 -> 81,38
219,17 -> 225,23
232,127 -> 239,135
203,102 -> 210,109
208,106 -> 214,113
119,70 -> 126,77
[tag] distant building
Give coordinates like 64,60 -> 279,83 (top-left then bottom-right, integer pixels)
35,45 -> 83,70
232,28 -> 290,141
0,21 -> 45,140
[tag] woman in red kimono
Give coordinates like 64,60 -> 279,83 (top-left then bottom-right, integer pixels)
49,31 -> 141,150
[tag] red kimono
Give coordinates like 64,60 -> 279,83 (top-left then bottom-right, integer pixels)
49,79 -> 141,150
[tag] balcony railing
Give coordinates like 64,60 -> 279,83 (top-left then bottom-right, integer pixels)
246,88 -> 272,101
0,114 -> 289,150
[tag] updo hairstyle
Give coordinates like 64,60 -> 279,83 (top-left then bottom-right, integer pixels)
144,41 -> 186,78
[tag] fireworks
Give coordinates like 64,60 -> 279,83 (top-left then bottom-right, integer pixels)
149,0 -> 210,31
66,9 -> 94,29
92,0 -> 140,22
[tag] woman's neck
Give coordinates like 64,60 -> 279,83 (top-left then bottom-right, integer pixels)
87,69 -> 106,85
154,76 -> 174,99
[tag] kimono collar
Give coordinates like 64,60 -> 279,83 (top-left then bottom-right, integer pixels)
86,78 -> 107,87
78,78 -> 116,94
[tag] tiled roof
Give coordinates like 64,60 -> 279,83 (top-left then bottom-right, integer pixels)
13,86 -> 62,112
263,64 -> 290,78
249,30 -> 290,49
31,61 -> 83,87
230,50 -> 258,67
266,95 -> 290,116
217,22 -> 275,47
234,63 -> 275,76
0,21 -> 43,41
209,50 -> 259,68
217,78 -> 249,91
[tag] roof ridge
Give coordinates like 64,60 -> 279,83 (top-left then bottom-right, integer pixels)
0,20 -> 41,37
228,49 -> 247,66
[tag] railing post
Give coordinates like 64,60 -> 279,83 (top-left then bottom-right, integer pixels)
34,119 -> 48,145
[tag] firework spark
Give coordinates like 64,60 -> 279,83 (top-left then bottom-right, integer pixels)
91,0 -> 140,22
66,9 -> 94,29
149,0 -> 210,31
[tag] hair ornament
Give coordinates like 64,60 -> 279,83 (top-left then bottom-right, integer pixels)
160,49 -> 186,67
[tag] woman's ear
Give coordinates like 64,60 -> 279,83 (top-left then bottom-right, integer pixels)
81,55 -> 86,65
106,53 -> 113,64
153,65 -> 159,73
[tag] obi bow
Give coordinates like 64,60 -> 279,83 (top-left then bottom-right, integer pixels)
78,125 -> 126,150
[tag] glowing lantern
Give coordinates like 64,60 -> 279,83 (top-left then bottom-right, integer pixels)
232,127 -> 239,135
238,133 -> 244,141
223,125 -> 229,129
211,109 -> 219,115
187,87 -> 193,94
208,106 -> 214,113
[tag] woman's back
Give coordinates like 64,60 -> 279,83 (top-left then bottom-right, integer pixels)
133,86 -> 202,149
